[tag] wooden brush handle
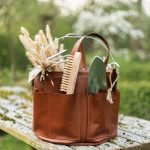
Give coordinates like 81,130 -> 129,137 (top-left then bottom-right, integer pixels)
71,33 -> 110,70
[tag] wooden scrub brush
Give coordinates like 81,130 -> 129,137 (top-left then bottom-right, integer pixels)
60,52 -> 81,94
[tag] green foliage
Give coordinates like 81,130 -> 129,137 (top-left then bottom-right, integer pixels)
116,54 -> 150,81
0,0 -> 62,81
0,68 -> 29,86
117,54 -> 150,120
0,134 -> 31,150
52,15 -> 77,51
119,81 -> 150,120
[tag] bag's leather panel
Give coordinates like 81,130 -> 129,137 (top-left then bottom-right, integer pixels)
33,92 -> 49,136
33,72 -> 120,145
34,92 -> 80,140
87,92 -> 110,139
49,93 -> 80,139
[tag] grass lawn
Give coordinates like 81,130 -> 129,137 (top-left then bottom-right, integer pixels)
0,133 -> 32,150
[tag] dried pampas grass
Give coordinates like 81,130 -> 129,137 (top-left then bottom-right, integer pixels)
19,25 -> 67,72
19,25 -> 69,82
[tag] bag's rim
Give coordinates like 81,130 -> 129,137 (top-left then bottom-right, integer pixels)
35,69 -> 114,81
43,70 -> 89,75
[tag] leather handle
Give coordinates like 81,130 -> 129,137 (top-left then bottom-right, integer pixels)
71,32 -> 110,69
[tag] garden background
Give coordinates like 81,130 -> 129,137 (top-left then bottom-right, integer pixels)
0,0 -> 149,149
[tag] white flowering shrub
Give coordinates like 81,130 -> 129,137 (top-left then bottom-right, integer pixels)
74,0 -> 144,41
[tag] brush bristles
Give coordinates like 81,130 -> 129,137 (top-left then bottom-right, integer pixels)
60,56 -> 73,92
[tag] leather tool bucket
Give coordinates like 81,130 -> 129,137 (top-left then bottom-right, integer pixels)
32,33 -> 120,145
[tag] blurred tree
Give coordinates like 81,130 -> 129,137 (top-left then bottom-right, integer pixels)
73,0 -> 146,55
0,0 -> 59,81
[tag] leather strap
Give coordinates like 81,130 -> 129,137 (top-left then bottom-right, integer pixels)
71,33 -> 110,69
78,44 -> 87,69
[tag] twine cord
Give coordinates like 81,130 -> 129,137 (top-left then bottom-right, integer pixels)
44,33 -> 117,68
106,71 -> 119,104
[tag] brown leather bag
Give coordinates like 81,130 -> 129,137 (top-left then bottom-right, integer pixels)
33,33 -> 120,145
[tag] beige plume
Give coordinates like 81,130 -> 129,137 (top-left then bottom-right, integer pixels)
19,25 -> 66,73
